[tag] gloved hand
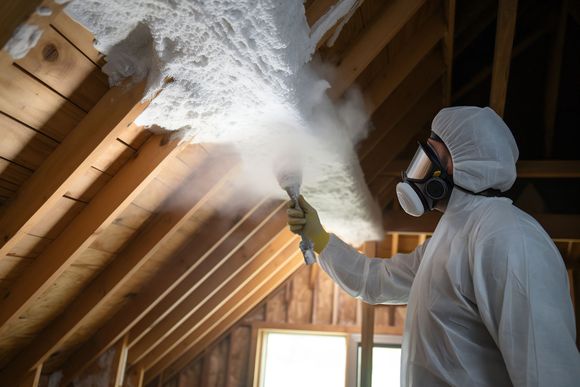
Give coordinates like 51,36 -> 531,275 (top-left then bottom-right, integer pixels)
287,195 -> 330,254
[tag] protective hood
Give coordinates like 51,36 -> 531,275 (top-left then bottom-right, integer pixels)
431,106 -> 519,193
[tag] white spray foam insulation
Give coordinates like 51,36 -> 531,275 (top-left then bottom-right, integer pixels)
66,0 -> 383,245
3,24 -> 43,60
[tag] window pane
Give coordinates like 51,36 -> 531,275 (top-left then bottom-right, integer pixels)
261,332 -> 347,387
357,345 -> 401,387
371,346 -> 401,386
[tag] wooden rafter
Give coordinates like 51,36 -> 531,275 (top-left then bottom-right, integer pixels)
328,0 -> 426,100
134,229 -> 297,370
58,198 -> 283,383
147,250 -> 304,383
0,86 -> 175,332
489,0 -> 519,117
364,13 -> 446,113
0,1 -> 45,59
128,212 -> 291,365
0,147 -> 236,385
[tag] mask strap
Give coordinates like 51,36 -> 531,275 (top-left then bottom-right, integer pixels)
454,184 -> 502,197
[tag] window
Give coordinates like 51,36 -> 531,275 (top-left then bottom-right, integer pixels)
257,330 -> 348,387
348,334 -> 403,387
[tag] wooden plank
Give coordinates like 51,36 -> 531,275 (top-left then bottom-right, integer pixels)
126,199 -> 282,349
489,0 -> 519,117
364,13 -> 446,113
15,26 -> 109,112
306,0 -> 338,26
328,0 -> 426,100
57,196 -> 274,383
145,251 -> 304,383
0,112 -> 58,171
0,64 -> 85,141
286,265 -> 313,325
357,50 -> 445,161
129,216 -> 293,367
544,0 -> 569,157
51,13 -> 105,66
377,159 -> 580,178
0,79 -> 147,260
0,135 -> 180,351
442,0 -> 456,104
0,0 -> 43,51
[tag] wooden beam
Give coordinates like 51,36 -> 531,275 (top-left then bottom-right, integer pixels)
58,197 -> 281,384
18,365 -> 42,387
360,242 -> 377,387
442,0 -> 457,104
0,79 -> 147,259
328,0 -> 426,100
146,251 -> 304,383
0,132 -> 180,333
0,148 -> 234,385
383,211 -> 580,242
544,0 -> 569,157
363,84 -> 442,187
363,13 -> 446,113
489,0 -> 519,117
111,335 -> 129,387
127,213 -> 292,366
305,0 -> 339,26
357,50 -> 445,161
377,160 -> 580,178
135,232 -> 297,369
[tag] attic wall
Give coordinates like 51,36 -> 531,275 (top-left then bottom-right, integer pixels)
157,233 -> 423,387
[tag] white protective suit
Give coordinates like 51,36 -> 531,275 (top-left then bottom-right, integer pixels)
319,107 -> 580,386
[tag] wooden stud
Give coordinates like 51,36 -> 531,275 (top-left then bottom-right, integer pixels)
544,0 -> 569,157
360,242 -> 377,387
0,79 -> 148,260
489,0 -> 519,117
58,197 -> 277,384
111,335 -> 129,387
146,252 -> 304,383
18,365 -> 42,387
328,0 -> 426,100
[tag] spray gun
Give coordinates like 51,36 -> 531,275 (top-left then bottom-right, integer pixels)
275,163 -> 317,266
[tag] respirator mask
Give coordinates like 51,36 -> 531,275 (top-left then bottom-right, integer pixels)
396,135 -> 453,217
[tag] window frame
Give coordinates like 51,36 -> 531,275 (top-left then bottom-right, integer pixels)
347,333 -> 403,387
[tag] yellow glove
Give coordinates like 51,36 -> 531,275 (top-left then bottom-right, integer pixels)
287,195 -> 330,254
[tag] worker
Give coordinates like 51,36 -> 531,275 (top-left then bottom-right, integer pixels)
287,106 -> 580,386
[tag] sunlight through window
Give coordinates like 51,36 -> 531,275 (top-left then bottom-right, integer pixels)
259,331 -> 347,387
